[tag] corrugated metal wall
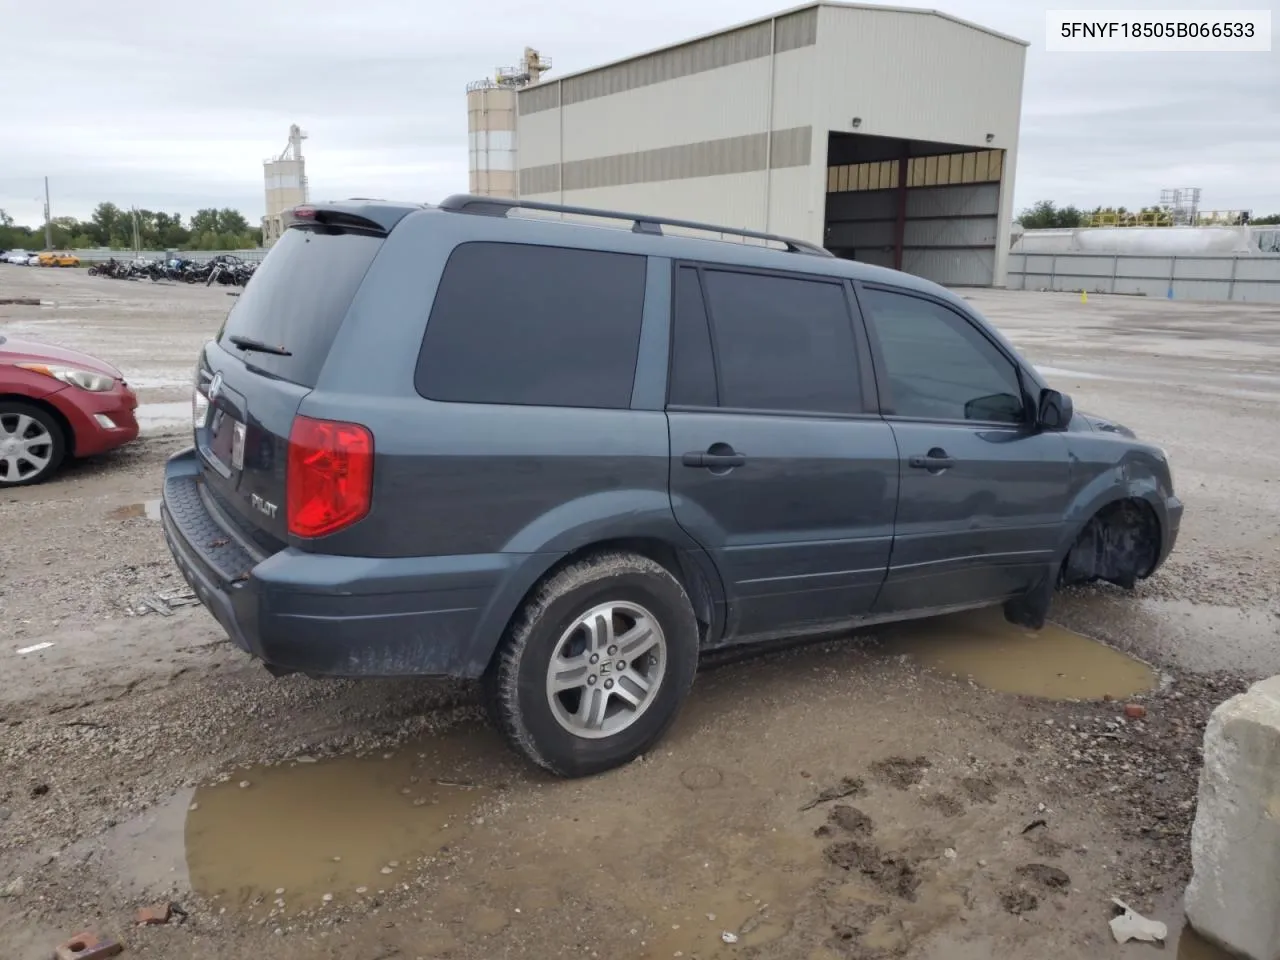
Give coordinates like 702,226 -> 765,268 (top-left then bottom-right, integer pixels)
825,135 -> 1003,286
814,5 -> 1024,284
813,6 -> 1024,148
515,7 -> 822,240
512,3 -> 1026,270
1007,252 -> 1280,302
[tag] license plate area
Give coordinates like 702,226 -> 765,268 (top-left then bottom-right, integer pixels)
208,410 -> 247,474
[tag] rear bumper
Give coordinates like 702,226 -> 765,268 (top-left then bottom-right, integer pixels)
160,447 -> 519,678
48,382 -> 140,457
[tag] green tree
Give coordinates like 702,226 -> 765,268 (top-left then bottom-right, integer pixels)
216,208 -> 250,234
188,209 -> 220,238
89,202 -> 123,246
1017,200 -> 1086,229
1251,213 -> 1280,225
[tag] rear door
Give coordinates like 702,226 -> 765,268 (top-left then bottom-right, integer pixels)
195,224 -> 383,548
666,264 -> 898,642
857,284 -> 1071,612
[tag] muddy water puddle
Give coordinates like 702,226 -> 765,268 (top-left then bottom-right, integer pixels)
185,723 -> 501,913
880,607 -> 1156,700
1174,924 -> 1237,960
109,498 -> 160,521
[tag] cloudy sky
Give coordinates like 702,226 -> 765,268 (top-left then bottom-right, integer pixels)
3,0 -> 1277,227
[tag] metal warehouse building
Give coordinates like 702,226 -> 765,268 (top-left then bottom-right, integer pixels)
514,2 -> 1027,287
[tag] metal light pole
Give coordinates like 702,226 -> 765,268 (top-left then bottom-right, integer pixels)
43,177 -> 52,250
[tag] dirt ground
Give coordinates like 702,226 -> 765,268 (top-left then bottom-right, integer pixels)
1,267 -> 1277,960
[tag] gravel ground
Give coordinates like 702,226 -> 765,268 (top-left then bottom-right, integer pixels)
2,268 -> 1277,959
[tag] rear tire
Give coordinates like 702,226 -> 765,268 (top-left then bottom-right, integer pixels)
484,552 -> 699,778
0,401 -> 66,487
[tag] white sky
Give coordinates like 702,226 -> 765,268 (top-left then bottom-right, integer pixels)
2,0 -> 1277,226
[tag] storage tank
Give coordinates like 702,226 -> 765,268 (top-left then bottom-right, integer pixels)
262,125 -> 308,246
466,48 -> 550,199
466,83 -> 517,198
1014,226 -> 1259,256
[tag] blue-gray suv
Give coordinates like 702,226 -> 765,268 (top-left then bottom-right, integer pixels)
160,195 -> 1182,777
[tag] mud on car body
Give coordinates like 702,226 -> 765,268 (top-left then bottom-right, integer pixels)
160,196 -> 1182,778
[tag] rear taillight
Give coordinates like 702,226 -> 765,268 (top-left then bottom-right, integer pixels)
286,416 -> 374,538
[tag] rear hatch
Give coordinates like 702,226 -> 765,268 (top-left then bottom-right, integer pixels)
193,217 -> 385,553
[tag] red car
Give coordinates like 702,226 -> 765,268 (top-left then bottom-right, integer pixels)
0,333 -> 139,486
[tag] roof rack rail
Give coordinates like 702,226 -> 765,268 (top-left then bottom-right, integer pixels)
437,194 -> 833,258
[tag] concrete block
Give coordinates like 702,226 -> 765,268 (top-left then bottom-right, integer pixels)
1185,675 -> 1280,960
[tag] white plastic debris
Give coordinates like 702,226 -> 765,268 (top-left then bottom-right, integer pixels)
1109,898 -> 1168,944
721,931 -> 739,944
944,848 -> 957,860
16,642 -> 54,655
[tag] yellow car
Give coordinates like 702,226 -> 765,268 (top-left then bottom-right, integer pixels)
38,252 -> 80,268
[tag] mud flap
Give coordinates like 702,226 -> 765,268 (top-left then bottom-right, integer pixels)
1003,564 -> 1055,630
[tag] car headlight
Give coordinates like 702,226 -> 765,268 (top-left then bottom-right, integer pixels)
17,363 -> 115,392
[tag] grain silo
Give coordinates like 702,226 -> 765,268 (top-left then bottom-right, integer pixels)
466,48 -> 550,199
262,125 -> 308,247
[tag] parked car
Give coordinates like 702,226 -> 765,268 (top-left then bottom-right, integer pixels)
3,250 -> 33,265
24,254 -> 41,266
0,333 -> 139,486
160,196 -> 1182,778
38,251 -> 80,268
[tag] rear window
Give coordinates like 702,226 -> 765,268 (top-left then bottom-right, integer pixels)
217,227 -> 382,387
415,242 -> 646,409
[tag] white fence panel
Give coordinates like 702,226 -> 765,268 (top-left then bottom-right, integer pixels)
1006,252 -> 1280,302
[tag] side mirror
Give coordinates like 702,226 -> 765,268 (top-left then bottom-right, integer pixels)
1037,388 -> 1074,430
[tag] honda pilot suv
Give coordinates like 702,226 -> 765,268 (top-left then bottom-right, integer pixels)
161,196 -> 1182,778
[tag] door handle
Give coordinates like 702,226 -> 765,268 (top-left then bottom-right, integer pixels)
682,448 -> 746,469
908,448 -> 954,471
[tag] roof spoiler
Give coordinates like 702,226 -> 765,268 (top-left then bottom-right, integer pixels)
285,201 -> 419,235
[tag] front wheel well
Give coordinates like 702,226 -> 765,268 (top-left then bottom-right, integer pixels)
1060,497 -> 1161,590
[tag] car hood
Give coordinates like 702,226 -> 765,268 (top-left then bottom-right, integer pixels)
1075,410 -> 1137,439
0,334 -> 123,379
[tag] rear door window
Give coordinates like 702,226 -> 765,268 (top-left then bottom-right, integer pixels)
699,268 -> 862,415
416,242 -> 647,409
217,227 -> 382,387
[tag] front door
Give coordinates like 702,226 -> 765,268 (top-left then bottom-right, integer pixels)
665,264 -> 899,642
856,284 -> 1071,613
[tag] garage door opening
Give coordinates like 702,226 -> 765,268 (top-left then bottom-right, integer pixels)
823,132 -> 1005,287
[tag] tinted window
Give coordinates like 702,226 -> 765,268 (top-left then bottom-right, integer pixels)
701,270 -> 860,414
218,227 -> 382,387
861,288 -> 1024,424
668,267 -> 717,407
417,242 -> 646,409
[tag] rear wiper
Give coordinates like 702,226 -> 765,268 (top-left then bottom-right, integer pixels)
228,334 -> 292,356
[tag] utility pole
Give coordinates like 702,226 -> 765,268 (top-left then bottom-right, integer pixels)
43,177 -> 52,250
